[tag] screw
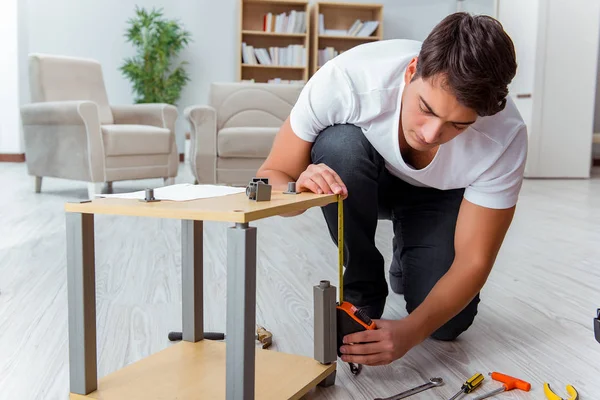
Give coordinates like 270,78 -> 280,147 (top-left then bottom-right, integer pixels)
145,188 -> 155,201
284,181 -> 298,194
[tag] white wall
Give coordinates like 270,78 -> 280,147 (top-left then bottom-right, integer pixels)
0,0 -> 21,154
19,0 -> 494,155
23,0 -> 239,154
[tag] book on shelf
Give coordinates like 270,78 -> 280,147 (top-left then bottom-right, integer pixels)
267,78 -> 305,84
242,42 -> 306,67
262,11 -> 306,33
318,47 -> 340,67
318,14 -> 379,37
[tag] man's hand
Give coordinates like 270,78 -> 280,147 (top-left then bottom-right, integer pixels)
339,319 -> 421,366
297,163 -> 348,198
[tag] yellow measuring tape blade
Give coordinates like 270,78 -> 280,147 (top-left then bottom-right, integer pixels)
338,194 -> 343,304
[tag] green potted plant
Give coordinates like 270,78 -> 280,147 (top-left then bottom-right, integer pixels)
120,6 -> 192,105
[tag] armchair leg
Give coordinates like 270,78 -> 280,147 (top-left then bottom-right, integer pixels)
34,177 -> 43,193
106,182 -> 113,194
87,183 -> 105,199
164,177 -> 175,186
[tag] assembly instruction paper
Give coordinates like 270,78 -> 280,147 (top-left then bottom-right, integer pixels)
96,184 -> 246,201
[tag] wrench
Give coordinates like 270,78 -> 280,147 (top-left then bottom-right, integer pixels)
374,377 -> 444,400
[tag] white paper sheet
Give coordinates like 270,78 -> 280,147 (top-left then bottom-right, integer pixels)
96,184 -> 246,201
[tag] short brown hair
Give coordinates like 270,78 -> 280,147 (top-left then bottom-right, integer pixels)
414,12 -> 517,117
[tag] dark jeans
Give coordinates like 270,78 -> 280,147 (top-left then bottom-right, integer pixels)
311,124 -> 480,341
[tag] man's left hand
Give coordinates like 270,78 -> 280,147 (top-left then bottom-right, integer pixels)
339,319 -> 421,366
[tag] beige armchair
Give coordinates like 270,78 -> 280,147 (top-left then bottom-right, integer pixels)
20,53 -> 179,198
185,82 -> 303,186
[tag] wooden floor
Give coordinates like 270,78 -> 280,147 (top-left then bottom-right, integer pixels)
1,161 -> 599,400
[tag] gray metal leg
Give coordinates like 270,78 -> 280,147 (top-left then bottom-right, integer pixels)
318,370 -> 337,387
182,220 -> 203,342
314,280 -> 337,364
66,212 -> 97,395
226,222 -> 257,400
34,176 -> 42,193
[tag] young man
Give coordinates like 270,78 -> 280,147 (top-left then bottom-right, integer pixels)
257,12 -> 526,366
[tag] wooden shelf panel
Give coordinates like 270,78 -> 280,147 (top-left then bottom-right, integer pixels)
70,340 -> 336,400
316,1 -> 383,10
242,30 -> 306,38
242,35 -> 306,50
241,67 -> 306,83
319,34 -> 381,41
244,0 -> 308,5
242,64 -> 306,69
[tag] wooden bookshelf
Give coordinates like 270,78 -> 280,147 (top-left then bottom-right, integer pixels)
238,0 -> 310,83
309,2 -> 383,77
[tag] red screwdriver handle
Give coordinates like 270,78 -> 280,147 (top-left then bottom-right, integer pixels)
490,372 -> 531,392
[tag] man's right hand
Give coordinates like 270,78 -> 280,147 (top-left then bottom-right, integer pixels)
296,163 -> 348,199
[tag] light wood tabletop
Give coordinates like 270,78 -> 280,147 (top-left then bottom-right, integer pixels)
64,191 -> 338,223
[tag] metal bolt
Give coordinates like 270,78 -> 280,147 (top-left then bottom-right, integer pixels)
284,181 -> 298,194
145,188 -> 155,201
319,280 -> 330,288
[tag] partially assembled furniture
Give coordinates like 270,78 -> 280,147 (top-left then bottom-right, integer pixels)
20,53 -> 179,198
185,82 -> 303,186
64,189 -> 338,399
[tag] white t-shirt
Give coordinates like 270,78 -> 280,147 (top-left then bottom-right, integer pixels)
289,39 -> 528,210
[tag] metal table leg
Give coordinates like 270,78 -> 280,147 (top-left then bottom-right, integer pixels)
66,212 -> 97,395
314,280 -> 337,387
182,220 -> 203,342
226,222 -> 257,400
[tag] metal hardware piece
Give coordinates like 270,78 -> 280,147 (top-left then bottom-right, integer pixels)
246,178 -> 272,201
141,188 -> 160,202
283,182 -> 299,194
374,377 -> 444,400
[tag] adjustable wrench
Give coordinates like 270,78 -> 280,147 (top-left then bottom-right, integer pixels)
374,377 -> 444,400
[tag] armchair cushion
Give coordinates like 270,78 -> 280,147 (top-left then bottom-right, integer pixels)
101,124 -> 171,156
217,127 -> 278,158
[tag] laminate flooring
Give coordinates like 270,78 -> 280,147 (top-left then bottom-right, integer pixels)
0,161 -> 599,399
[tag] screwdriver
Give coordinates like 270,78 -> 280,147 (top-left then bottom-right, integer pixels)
448,373 -> 485,400
472,372 -> 531,400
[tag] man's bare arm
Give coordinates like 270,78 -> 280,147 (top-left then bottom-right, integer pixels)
256,116 -> 313,191
257,117 -> 348,208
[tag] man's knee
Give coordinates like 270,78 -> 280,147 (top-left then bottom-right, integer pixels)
430,295 -> 480,341
311,124 -> 373,169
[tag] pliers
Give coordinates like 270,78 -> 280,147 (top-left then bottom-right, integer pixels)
544,382 -> 579,400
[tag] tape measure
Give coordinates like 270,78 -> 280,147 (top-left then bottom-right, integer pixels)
335,194 -> 376,361
338,194 -> 344,304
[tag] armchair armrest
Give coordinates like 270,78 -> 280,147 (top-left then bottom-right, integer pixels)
20,101 -> 105,182
21,100 -> 98,125
184,105 -> 217,184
